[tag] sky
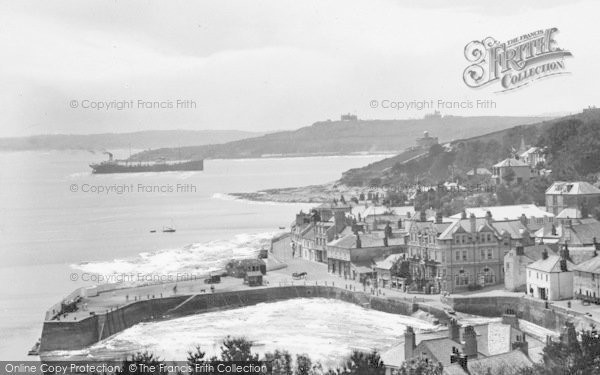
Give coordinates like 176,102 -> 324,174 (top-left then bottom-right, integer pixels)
0,0 -> 598,137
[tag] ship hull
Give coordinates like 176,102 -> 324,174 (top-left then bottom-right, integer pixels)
90,160 -> 204,174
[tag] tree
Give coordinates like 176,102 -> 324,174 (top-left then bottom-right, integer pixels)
296,354 -> 312,375
502,168 -> 516,184
263,350 -> 293,375
120,352 -> 168,375
395,357 -> 443,375
220,336 -> 259,362
343,350 -> 385,375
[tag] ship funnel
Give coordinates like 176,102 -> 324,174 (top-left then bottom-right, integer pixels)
103,151 -> 114,161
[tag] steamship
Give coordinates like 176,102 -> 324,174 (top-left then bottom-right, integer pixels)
90,152 -> 204,174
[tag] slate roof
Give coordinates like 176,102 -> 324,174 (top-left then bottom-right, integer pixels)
466,168 -> 492,176
573,255 -> 600,274
328,231 -> 404,249
535,219 -> 600,247
522,244 -> 557,261
546,181 -> 600,195
449,205 -> 553,221
527,255 -> 575,273
493,158 -> 529,168
557,208 -> 583,219
442,364 -> 468,375
466,350 -> 533,375
374,253 -> 404,270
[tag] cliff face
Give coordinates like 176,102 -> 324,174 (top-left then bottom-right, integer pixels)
129,116 -> 550,161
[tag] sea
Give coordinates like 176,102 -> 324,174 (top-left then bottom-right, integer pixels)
0,150 -> 408,361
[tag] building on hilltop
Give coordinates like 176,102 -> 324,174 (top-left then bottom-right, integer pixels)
519,146 -> 546,171
340,113 -> 358,121
416,130 -> 439,150
491,157 -> 532,185
545,181 -> 600,216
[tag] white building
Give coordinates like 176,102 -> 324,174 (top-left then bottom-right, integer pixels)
526,247 -> 574,301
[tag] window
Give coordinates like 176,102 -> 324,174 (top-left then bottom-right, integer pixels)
480,249 -> 485,260
456,270 -> 469,286
462,250 -> 467,261
487,249 -> 493,260
456,251 -> 460,261
546,274 -> 548,282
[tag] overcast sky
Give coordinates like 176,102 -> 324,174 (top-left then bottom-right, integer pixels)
0,0 -> 598,137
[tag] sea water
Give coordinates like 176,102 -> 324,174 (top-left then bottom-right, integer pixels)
0,150 -> 390,359
42,298 -> 442,368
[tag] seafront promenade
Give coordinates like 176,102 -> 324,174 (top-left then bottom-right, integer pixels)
39,237 -> 600,354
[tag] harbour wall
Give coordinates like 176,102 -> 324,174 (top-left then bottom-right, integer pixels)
445,295 -> 590,332
40,285 -> 435,352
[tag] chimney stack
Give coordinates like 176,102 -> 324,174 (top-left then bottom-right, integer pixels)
462,325 -> 478,358
512,333 -> 529,356
559,243 -> 570,271
516,244 -> 524,256
420,210 -> 427,222
501,308 -> 519,330
356,233 -> 362,249
404,326 -> 416,360
435,211 -> 443,224
469,213 -> 477,234
541,248 -> 549,260
461,210 -> 467,219
448,318 -> 460,341
485,210 -> 493,224
450,347 -> 468,372
520,213 -> 528,226
334,211 -> 346,234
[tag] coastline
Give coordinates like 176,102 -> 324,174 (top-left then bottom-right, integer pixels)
230,182 -> 367,204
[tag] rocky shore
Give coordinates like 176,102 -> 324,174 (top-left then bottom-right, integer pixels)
231,182 -> 370,203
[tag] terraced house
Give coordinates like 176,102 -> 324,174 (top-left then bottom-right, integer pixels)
407,211 -> 530,293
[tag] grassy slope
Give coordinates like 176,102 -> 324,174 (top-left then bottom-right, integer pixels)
129,116 -> 550,161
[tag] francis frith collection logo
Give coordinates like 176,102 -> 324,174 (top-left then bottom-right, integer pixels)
463,28 -> 572,92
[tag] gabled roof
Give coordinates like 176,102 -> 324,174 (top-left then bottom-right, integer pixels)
557,208 -> 583,219
449,205 -> 553,221
527,255 -> 574,273
546,181 -> 600,195
573,255 -> 600,274
521,245 -> 557,261
466,350 -> 533,375
438,218 -> 504,240
407,219 -> 452,235
374,253 -> 404,270
466,167 -> 492,176
493,158 -> 529,168
520,146 -> 542,157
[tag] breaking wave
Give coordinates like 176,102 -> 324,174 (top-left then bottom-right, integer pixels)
71,232 -> 278,281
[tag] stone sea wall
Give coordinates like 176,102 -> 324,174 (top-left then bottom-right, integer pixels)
40,285 -> 429,352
